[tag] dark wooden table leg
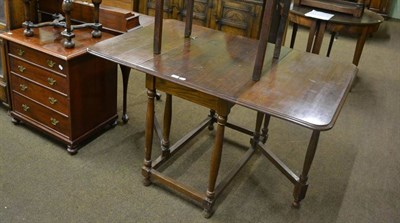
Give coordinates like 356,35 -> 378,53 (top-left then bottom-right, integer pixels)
120,65 -> 131,123
312,21 -> 326,54
203,114 -> 227,218
292,130 -> 320,208
306,20 -> 319,53
208,110 -> 216,130
142,75 -> 156,186
353,27 -> 369,66
161,93 -> 172,158
290,23 -> 298,49
327,32 -> 336,57
261,114 -> 271,144
251,112 -> 264,147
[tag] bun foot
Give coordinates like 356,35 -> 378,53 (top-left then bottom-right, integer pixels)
67,146 -> 78,155
11,117 -> 21,125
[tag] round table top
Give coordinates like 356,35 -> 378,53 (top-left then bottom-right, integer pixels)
290,5 -> 384,25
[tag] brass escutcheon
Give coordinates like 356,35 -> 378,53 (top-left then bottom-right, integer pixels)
17,49 -> 25,56
17,65 -> 26,73
20,84 -> 28,91
47,77 -> 56,86
22,104 -> 30,111
50,118 -> 59,126
48,97 -> 58,105
47,60 -> 56,68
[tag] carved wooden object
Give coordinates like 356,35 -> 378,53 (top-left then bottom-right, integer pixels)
22,0 -> 103,48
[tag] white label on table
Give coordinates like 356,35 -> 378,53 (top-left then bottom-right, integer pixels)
305,10 -> 334,20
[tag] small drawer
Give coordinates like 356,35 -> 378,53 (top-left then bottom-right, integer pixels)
10,57 -> 68,95
11,74 -> 69,115
9,42 -> 67,75
13,93 -> 71,137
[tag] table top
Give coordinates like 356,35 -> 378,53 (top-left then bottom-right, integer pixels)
88,19 -> 356,130
290,5 -> 384,25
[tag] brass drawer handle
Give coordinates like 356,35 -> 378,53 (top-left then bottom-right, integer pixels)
47,60 -> 56,68
22,104 -> 30,112
50,118 -> 59,126
48,97 -> 58,105
47,77 -> 57,86
18,65 -> 26,73
19,84 -> 28,91
17,49 -> 25,56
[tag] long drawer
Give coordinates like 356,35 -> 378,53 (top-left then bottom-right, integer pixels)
9,57 -> 68,95
11,74 -> 69,115
13,93 -> 71,137
9,42 -> 68,75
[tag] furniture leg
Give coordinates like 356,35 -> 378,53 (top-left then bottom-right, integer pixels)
251,112 -> 264,147
261,114 -> 271,144
61,0 -> 75,49
353,27 -> 369,66
327,32 -> 336,57
306,20 -> 318,52
91,0 -> 102,38
203,114 -> 227,218
142,85 -> 156,186
292,130 -> 320,208
153,0 -> 164,54
290,23 -> 298,49
184,0 -> 194,37
312,21 -> 326,54
161,93 -> 172,157
208,110 -> 216,130
120,65 -> 131,123
22,0 -> 34,37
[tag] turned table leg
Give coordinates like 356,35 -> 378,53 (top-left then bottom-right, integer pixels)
292,130 -> 320,208
261,114 -> 271,144
203,115 -> 227,218
142,86 -> 156,186
161,94 -> 172,157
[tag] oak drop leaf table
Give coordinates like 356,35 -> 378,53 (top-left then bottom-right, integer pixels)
88,19 -> 356,217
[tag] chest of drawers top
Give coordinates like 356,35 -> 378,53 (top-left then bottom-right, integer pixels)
1,26 -> 115,61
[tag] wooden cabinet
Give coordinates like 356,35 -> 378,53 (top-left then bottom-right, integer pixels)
367,0 -> 391,16
0,27 -> 118,154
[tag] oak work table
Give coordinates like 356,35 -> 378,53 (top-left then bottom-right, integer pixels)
88,19 -> 357,217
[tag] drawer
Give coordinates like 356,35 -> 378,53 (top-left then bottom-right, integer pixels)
11,74 -> 69,115
13,93 -> 71,137
10,57 -> 68,95
9,42 -> 67,75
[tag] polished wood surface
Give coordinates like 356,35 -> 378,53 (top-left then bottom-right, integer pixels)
289,5 -> 384,65
38,0 -> 140,34
1,26 -> 118,153
90,19 -> 355,130
294,0 -> 366,17
89,17 -> 356,217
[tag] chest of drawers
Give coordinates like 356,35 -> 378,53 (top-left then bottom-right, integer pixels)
0,26 -> 118,154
